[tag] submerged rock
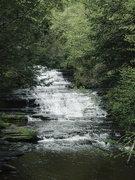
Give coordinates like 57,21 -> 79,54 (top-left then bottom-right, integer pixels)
1,164 -> 16,171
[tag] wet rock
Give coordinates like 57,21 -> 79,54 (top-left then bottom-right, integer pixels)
32,115 -> 50,120
1,164 -> 16,171
79,139 -> 93,145
54,135 -> 65,139
77,132 -> 85,136
85,140 -> 93,145
0,140 -> 10,145
0,99 -> 28,108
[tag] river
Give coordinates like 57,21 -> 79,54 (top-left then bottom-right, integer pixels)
1,66 -> 135,180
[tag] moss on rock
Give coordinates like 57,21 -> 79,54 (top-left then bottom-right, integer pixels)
0,113 -> 28,127
1,114 -> 28,122
0,119 -> 11,129
0,113 -> 38,142
1,127 -> 38,142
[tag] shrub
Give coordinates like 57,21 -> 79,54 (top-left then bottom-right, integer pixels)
106,67 -> 135,130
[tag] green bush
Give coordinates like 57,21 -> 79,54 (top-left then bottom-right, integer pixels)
106,67 -> 135,130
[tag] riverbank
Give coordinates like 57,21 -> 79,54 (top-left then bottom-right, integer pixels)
0,113 -> 38,172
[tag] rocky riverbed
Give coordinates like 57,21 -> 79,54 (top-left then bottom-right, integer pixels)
0,113 -> 38,177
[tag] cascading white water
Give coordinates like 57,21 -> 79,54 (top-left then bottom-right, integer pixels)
26,66 -> 111,150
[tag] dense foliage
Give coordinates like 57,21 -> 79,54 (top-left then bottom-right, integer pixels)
50,0 -> 135,131
0,0 -> 63,95
106,67 -> 135,130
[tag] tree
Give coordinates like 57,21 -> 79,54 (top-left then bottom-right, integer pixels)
106,67 -> 135,130
50,2 -> 95,87
0,0 -> 63,95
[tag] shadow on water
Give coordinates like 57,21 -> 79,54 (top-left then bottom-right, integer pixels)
1,149 -> 135,180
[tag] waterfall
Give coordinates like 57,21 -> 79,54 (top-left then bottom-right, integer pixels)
22,66 -> 111,150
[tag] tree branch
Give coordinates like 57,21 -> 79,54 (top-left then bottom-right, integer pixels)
127,139 -> 135,164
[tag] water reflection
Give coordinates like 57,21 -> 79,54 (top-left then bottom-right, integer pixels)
5,149 -> 135,180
